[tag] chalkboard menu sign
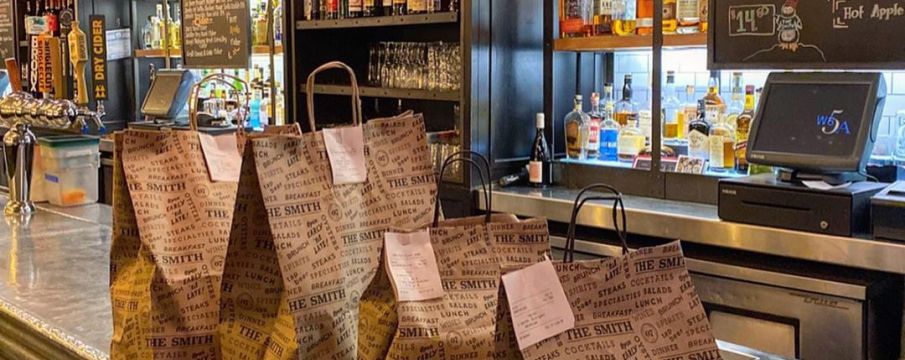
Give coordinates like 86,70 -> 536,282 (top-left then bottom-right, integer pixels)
709,0 -> 905,69
180,0 -> 251,69
0,0 -> 15,61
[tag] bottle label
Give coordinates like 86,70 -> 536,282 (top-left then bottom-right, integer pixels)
408,0 -> 425,11
617,135 -> 643,156
687,130 -> 709,159
735,141 -> 748,167
709,135 -> 725,168
677,0 -> 699,21
637,18 -> 654,27
664,2 -> 677,21
698,0 -> 708,21
529,161 -> 543,184
599,0 -> 613,15
565,122 -> 582,158
586,121 -> 601,149
351,0 -> 363,11
560,19 -> 584,33
600,128 -> 619,159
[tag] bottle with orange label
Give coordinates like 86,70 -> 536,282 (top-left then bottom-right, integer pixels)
561,0 -> 592,38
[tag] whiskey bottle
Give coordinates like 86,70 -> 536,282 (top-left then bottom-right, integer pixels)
687,99 -> 710,160
594,0 -> 613,35
586,92 -> 602,159
725,72 -> 744,133
612,0 -> 637,36
564,95 -> 589,159
676,0 -> 699,34
254,3 -> 269,45
393,0 -> 406,15
703,76 -> 725,125
350,0 -> 363,17
636,0 -> 653,35
530,113 -> 550,187
698,0 -> 708,32
407,0 -> 426,14
561,0 -> 592,38
662,71 -> 681,140
614,74 -> 637,127
617,119 -> 645,163
663,0 -> 678,33
735,85 -> 755,173
709,114 -> 735,172
680,84 -> 697,139
599,84 -> 619,161
169,5 -> 181,49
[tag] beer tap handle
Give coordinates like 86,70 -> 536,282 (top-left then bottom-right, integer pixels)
4,58 -> 22,92
49,37 -> 65,99
67,20 -> 88,107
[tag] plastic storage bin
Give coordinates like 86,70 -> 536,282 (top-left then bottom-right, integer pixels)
38,136 -> 100,207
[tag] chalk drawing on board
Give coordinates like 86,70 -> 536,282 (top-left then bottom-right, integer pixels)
744,0 -> 826,62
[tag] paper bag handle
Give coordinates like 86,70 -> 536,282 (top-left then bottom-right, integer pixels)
563,184 -> 628,263
188,73 -> 250,135
433,151 -> 491,226
306,61 -> 362,132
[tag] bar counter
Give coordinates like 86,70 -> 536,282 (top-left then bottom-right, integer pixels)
479,186 -> 905,275
0,197 -> 111,359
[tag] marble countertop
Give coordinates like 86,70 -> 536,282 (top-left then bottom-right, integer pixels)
0,199 -> 112,359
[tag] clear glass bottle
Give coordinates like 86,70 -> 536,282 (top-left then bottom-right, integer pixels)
709,113 -> 736,172
612,0 -> 636,36
676,0 -> 699,33
168,5 -> 181,49
662,71 -> 681,140
274,1 -> 284,44
254,3 -> 269,46
614,74 -> 637,127
735,85 -> 756,173
599,84 -> 619,161
687,99 -> 710,160
586,92 -> 602,159
142,16 -> 154,49
725,72 -> 744,130
564,95 -> 589,159
530,113 -> 551,187
560,0 -> 592,38
594,0 -> 614,35
150,15 -> 161,49
703,76 -> 725,126
680,84 -> 697,139
617,119 -> 645,163
155,4 -> 166,49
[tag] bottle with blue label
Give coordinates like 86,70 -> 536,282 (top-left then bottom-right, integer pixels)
248,90 -> 263,130
599,83 -> 619,161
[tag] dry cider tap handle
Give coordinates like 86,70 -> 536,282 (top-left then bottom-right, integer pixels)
67,20 -> 89,107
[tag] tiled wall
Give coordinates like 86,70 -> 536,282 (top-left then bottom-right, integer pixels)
613,49 -> 905,139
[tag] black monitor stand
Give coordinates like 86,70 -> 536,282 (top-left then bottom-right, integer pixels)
777,168 -> 867,185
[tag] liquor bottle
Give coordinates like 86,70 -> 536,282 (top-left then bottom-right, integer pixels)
617,119 -> 645,163
676,0 -> 699,34
393,0 -> 406,15
636,0 -> 653,35
142,16 -> 154,49
407,0 -> 426,14
614,74 -> 637,127
680,84 -> 696,139
593,0 -> 613,35
157,4 -> 168,50
150,15 -> 162,49
662,71 -> 681,140
350,0 -> 363,17
169,5 -> 181,49
381,0 -> 393,16
698,0 -> 708,32
560,0 -> 592,38
687,99 -> 710,160
725,72 -> 744,132
585,92 -> 602,159
326,0 -> 339,19
709,113 -> 735,172
274,1 -> 284,44
530,113 -> 551,187
599,104 -> 619,161
564,95 -> 589,159
663,0 -> 678,33
735,85 -> 755,173
254,3 -> 269,45
612,0 -> 636,36
703,76 -> 725,125
364,0 -> 376,16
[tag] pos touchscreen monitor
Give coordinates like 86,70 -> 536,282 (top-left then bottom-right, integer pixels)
747,72 -> 886,176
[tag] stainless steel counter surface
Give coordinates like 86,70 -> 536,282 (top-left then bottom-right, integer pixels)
480,186 -> 905,275
0,198 -> 111,360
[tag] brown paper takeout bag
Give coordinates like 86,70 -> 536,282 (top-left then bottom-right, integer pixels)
359,153 -> 553,360
521,185 -> 722,360
219,61 -> 437,360
110,89 -> 244,358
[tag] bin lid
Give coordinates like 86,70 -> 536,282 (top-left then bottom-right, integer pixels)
38,135 -> 101,148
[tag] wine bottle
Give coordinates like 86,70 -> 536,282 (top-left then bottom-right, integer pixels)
530,113 -> 550,187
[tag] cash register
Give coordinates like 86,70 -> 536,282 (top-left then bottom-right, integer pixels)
719,72 -> 889,237
130,69 -> 194,130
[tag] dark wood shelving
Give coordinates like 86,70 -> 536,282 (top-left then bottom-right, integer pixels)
301,84 -> 459,101
553,32 -> 707,52
296,12 -> 458,30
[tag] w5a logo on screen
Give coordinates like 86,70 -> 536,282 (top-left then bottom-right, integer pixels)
817,110 -> 851,135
